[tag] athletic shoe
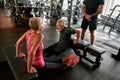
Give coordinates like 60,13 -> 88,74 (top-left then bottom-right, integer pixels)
62,54 -> 75,69
70,57 -> 80,67
62,54 -> 75,63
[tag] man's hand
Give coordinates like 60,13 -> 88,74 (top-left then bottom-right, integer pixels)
85,15 -> 91,21
73,39 -> 79,44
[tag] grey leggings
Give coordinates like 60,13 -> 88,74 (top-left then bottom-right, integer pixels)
44,57 -> 67,69
35,57 -> 67,80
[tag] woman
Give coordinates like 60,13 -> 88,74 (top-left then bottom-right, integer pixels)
16,17 -> 76,75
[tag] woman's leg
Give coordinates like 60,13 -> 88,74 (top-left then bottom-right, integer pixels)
44,53 -> 75,63
36,62 -> 66,80
44,57 -> 66,68
44,57 -> 62,63
44,54 -> 75,69
45,62 -> 67,69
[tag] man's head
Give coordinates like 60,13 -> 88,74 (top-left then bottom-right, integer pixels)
56,19 -> 65,31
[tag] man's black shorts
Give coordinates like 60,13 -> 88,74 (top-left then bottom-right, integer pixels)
81,16 -> 97,30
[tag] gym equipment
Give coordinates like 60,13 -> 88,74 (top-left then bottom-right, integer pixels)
75,41 -> 106,69
9,0 -> 33,25
102,5 -> 120,34
49,0 -> 74,26
23,7 -> 33,17
111,44 -> 120,60
49,0 -> 58,25
67,0 -> 73,27
49,0 -> 75,26
49,0 -> 64,25
34,0 -> 44,17
111,48 -> 120,60
84,45 -> 106,69
15,6 -> 33,25
108,12 -> 120,33
44,1 -> 50,22
72,0 -> 83,24
0,0 -> 4,8
75,41 -> 90,51
9,0 -> 17,22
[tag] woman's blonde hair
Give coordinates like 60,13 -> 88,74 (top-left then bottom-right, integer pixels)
29,17 -> 41,30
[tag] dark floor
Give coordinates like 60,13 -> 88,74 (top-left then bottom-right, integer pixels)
0,8 -> 120,80
0,61 -> 15,80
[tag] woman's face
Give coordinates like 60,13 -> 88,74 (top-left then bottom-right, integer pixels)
38,24 -> 43,31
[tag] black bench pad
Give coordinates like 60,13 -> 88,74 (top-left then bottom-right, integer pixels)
85,45 -> 106,56
75,41 -> 90,50
2,45 -> 37,80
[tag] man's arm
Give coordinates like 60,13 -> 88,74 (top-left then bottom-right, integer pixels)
90,5 -> 104,17
73,29 -> 80,44
81,3 -> 91,21
75,29 -> 80,41
81,3 -> 87,16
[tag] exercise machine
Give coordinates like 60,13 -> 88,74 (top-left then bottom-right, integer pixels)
102,5 -> 120,34
72,0 -> 83,24
10,0 -> 33,25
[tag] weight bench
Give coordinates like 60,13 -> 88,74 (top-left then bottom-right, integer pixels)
2,45 -> 38,80
75,41 -> 90,50
75,41 -> 106,69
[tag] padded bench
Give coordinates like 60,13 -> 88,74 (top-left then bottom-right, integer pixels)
75,41 -> 90,56
84,45 -> 106,69
75,41 -> 90,50
75,41 -> 106,69
2,45 -> 38,80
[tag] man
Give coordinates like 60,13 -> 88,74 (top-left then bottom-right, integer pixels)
43,19 -> 80,57
81,0 -> 104,45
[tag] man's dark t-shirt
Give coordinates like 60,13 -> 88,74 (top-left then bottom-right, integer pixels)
58,27 -> 75,44
55,27 -> 75,53
83,0 -> 104,15
43,27 -> 76,56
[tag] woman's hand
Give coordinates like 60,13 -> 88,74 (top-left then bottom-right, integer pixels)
16,52 -> 25,59
28,67 -> 37,74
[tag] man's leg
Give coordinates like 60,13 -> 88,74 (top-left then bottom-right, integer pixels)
43,42 -> 65,57
81,29 -> 87,40
90,30 -> 95,45
43,44 -> 58,57
80,17 -> 88,41
69,40 -> 80,56
89,17 -> 97,45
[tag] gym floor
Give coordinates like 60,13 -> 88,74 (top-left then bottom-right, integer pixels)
0,8 -> 120,80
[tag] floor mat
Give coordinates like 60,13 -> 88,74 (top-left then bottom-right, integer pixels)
0,61 -> 15,80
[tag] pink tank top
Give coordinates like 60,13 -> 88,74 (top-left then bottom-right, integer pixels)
26,32 -> 45,68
